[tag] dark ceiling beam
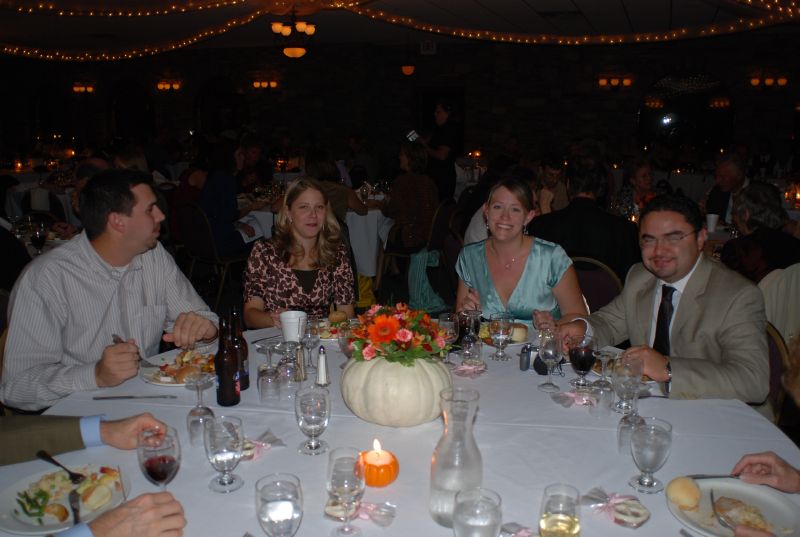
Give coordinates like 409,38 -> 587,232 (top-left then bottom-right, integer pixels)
619,0 -> 635,33
570,0 -> 599,34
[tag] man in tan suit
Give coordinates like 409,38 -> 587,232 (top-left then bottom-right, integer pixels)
560,194 -> 769,412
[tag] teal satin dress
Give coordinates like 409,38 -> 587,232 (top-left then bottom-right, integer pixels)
455,238 -> 571,326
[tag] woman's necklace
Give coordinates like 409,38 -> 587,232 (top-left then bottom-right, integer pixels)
490,240 -> 524,270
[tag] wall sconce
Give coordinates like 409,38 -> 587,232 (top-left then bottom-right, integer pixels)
644,97 -> 664,108
72,83 -> 95,93
401,65 -> 415,76
708,96 -> 731,109
157,80 -> 181,91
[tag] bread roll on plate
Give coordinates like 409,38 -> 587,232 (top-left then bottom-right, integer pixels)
666,477 -> 700,511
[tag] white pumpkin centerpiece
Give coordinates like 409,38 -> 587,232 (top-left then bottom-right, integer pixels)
339,304 -> 453,427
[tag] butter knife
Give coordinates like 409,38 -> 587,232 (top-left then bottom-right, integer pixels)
93,395 -> 177,400
685,473 -> 738,480
68,489 -> 80,524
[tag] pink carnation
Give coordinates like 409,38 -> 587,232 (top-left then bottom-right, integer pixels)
367,304 -> 382,315
395,328 -> 413,343
362,344 -> 377,360
435,336 -> 446,348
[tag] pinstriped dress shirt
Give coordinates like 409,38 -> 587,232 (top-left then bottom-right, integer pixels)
1,232 -> 217,411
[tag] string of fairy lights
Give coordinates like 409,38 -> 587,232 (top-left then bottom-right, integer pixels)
0,0 -> 797,61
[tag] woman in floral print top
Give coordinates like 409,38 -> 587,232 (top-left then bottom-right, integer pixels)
243,178 -> 355,328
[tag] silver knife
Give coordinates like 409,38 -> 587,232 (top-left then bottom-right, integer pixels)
68,489 -> 80,524
93,395 -> 177,400
685,473 -> 738,480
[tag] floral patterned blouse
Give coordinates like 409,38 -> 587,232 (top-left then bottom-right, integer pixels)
244,239 -> 355,317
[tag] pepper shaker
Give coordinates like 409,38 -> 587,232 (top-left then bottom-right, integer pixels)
519,343 -> 533,371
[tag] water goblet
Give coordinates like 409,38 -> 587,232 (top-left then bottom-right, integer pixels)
256,473 -> 303,537
294,386 -> 330,455
326,447 -> 365,537
592,350 -> 617,389
137,426 -> 180,491
437,313 -> 459,366
301,316 -> 321,374
567,334 -> 596,389
185,371 -> 215,447
537,329 -> 561,393
204,415 -> 245,493
629,417 -> 672,494
611,354 -> 644,414
452,487 -> 502,537
538,483 -> 581,537
488,312 -> 513,361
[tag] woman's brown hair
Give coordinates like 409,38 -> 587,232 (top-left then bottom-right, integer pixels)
272,178 -> 343,268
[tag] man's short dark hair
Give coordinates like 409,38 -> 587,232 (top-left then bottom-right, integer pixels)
80,169 -> 153,240
567,167 -> 606,199
540,153 -> 564,170
640,193 -> 704,232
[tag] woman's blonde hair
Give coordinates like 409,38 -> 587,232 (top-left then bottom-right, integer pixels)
273,178 -> 343,268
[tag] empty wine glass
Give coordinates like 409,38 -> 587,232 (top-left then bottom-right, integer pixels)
295,385 -> 331,455
437,313 -> 459,366
488,312 -> 513,361
301,316 -> 321,374
137,426 -> 181,491
204,415 -> 245,493
611,354 -> 644,415
326,447 -> 365,537
452,487 -> 502,537
185,372 -> 215,447
629,417 -> 672,494
458,309 -> 484,367
256,473 -> 303,537
592,350 -> 616,389
538,483 -> 581,537
567,334 -> 596,389
537,329 -> 560,393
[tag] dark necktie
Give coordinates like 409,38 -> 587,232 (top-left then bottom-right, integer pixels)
653,285 -> 676,356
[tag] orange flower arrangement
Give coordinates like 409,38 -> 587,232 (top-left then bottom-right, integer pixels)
350,303 -> 449,366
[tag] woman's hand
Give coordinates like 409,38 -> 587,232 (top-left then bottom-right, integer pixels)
459,287 -> 481,312
532,310 -> 555,331
731,451 -> 800,493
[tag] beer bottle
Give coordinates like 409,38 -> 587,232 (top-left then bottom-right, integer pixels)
215,315 -> 240,406
230,306 -> 250,391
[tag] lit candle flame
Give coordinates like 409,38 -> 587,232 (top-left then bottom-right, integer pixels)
373,438 -> 382,452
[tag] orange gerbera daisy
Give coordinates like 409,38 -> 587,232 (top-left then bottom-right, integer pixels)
368,314 -> 400,344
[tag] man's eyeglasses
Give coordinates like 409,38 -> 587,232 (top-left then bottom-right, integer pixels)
639,230 -> 696,249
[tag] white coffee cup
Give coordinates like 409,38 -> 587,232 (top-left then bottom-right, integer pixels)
706,213 -> 719,233
279,310 -> 307,342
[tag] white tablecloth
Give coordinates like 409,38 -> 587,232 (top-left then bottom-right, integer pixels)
2,328 -> 798,537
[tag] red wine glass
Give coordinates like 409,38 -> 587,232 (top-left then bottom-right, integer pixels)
137,426 -> 181,490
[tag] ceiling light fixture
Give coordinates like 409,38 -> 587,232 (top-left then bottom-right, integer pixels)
271,9 -> 315,58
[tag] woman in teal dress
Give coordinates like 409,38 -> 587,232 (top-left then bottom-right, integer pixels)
455,177 -> 587,327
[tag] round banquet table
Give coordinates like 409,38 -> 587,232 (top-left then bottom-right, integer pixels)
1,328 -> 798,537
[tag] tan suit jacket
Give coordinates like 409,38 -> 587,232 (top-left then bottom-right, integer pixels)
0,415 -> 85,466
589,255 -> 769,408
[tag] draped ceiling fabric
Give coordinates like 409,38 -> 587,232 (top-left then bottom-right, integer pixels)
0,0 -> 797,60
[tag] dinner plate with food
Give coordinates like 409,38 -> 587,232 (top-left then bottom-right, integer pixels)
478,322 -> 531,348
318,311 -> 358,341
666,476 -> 800,536
140,348 -> 215,387
0,464 -> 129,535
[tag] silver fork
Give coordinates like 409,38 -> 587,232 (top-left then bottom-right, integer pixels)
243,532 -> 256,537
710,489 -> 735,531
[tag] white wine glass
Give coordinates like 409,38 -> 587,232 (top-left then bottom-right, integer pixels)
185,371 -> 215,447
538,483 -> 580,537
137,426 -> 181,491
301,316 -> 321,374
629,417 -> 672,494
488,312 -> 513,361
295,385 -> 331,455
326,447 -> 365,537
437,313 -> 459,366
537,329 -> 560,393
204,415 -> 244,493
256,473 -> 303,537
453,487 -> 502,537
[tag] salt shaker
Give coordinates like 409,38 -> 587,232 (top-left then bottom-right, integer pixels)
519,343 -> 533,371
315,345 -> 330,387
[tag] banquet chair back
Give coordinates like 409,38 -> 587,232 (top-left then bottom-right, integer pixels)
21,190 -> 66,222
570,257 -> 623,312
759,263 -> 800,344
176,203 -> 248,311
766,321 -> 789,424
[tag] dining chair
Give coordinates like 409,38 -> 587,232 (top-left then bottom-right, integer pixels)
759,263 -> 800,345
570,256 -> 623,312
176,203 -> 248,311
766,321 -> 790,424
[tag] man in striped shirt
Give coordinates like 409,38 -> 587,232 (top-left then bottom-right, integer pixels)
1,169 -> 218,412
